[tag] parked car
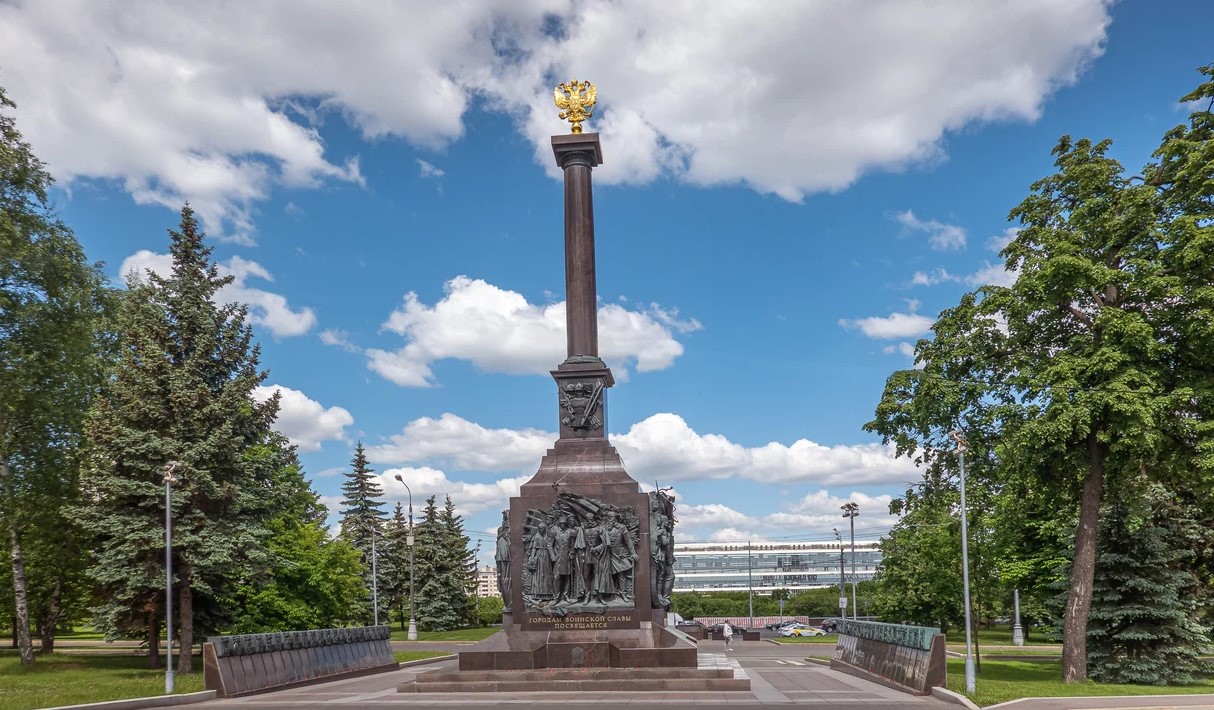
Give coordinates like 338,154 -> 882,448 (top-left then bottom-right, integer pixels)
779,624 -> 826,637
820,618 -> 839,633
711,623 -> 749,635
765,620 -> 800,630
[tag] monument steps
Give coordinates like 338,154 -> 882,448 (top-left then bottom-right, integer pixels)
399,669 -> 749,693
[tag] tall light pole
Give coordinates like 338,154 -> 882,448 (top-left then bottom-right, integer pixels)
950,430 -> 977,695
747,541 -> 753,629
393,474 -> 417,641
833,528 -> 846,618
163,461 -> 181,695
841,502 -> 859,620
371,522 -> 379,626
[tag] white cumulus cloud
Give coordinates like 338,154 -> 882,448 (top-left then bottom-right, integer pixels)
896,210 -> 967,251
613,414 -> 918,486
367,413 -> 553,471
119,250 -> 317,338
0,2 -> 1110,235
362,411 -> 916,486
253,384 -> 353,452
366,276 -> 698,387
379,467 -> 530,517
839,300 -> 934,340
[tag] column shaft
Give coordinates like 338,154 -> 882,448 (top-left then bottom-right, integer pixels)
563,160 -> 598,358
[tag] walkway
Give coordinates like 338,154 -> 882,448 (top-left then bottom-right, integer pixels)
192,639 -> 949,708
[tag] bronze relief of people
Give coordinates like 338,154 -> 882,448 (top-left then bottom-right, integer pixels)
648,489 -> 677,610
495,510 -> 511,612
521,492 -> 639,613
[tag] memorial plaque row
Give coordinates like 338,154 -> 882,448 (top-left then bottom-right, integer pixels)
207,625 -> 390,657
835,619 -> 940,651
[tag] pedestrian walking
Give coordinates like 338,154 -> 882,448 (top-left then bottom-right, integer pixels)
722,621 -> 734,651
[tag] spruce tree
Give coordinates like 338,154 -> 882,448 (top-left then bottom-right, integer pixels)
1087,481 -> 1210,684
440,496 -> 476,627
80,205 -> 278,671
383,502 -> 413,630
413,495 -> 474,631
338,442 -> 387,624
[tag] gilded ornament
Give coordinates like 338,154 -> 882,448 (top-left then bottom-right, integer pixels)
554,78 -> 597,133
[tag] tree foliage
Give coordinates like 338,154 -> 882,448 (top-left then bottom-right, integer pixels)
1086,478 -> 1211,684
865,64 -> 1214,684
227,436 -> 366,633
337,442 -> 386,624
80,205 -> 279,671
412,495 -> 474,631
0,82 -> 108,665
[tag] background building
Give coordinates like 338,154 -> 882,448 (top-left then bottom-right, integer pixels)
475,565 -> 499,597
672,540 -> 881,592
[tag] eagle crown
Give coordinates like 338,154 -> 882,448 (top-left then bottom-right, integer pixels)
554,78 -> 597,134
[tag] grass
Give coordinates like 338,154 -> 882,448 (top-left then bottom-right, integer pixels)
772,634 -> 839,644
971,627 -> 1057,646
945,658 -> 1214,707
389,626 -> 499,642
953,647 -> 1062,658
394,650 -> 450,664
0,651 -> 204,710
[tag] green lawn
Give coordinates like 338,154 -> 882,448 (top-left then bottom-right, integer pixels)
954,647 -> 1062,658
772,634 -> 839,644
946,658 -> 1214,707
394,650 -> 451,663
970,627 -> 1057,646
390,626 -> 498,642
0,652 -> 204,710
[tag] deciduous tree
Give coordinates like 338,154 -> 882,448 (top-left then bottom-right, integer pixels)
0,83 -> 108,666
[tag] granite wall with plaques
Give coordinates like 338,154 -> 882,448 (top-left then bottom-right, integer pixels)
830,620 -> 946,695
203,626 -> 396,697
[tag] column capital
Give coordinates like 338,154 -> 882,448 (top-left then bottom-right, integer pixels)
552,133 -> 603,169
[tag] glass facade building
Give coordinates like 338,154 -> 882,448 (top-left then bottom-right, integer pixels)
672,540 -> 882,592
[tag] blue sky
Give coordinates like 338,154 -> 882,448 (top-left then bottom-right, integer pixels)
2,1 -> 1210,561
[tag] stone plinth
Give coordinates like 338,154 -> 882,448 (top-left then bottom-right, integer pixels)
455,611 -> 697,672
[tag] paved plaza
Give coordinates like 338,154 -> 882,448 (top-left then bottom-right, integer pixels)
191,640 -> 951,708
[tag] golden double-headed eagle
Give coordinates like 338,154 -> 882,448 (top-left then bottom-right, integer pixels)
554,79 -> 596,134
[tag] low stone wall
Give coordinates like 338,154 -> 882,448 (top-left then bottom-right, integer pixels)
830,620 -> 945,695
203,626 -> 395,697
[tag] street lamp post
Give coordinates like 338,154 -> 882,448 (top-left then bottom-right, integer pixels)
163,461 -> 181,695
371,523 -> 379,626
747,541 -> 753,629
393,474 -> 417,641
950,430 -> 977,695
833,528 -> 846,617
841,502 -> 859,620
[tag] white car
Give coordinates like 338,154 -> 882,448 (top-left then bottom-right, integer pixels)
779,624 -> 827,637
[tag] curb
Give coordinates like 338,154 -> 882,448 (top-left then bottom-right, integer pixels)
984,693 -> 1214,710
931,686 -> 980,710
45,690 -> 217,710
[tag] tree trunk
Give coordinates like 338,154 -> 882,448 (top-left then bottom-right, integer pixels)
177,579 -> 193,673
39,578 -> 63,654
147,610 -> 163,669
7,523 -> 35,666
1062,435 -> 1105,683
